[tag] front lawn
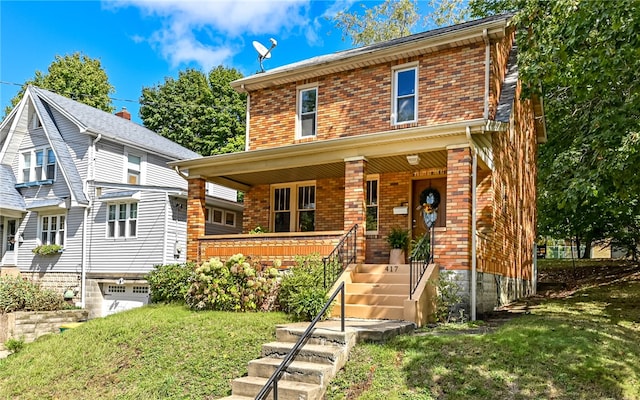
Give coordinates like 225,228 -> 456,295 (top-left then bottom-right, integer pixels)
0,306 -> 292,399
326,262 -> 640,399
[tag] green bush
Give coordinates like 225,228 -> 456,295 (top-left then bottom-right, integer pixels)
145,262 -> 196,303
185,254 -> 279,312
31,244 -> 63,256
277,254 -> 330,321
0,276 -> 66,312
4,337 -> 25,354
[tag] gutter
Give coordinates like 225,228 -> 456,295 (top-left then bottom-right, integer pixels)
483,29 -> 490,120
466,126 -> 478,321
81,133 -> 102,308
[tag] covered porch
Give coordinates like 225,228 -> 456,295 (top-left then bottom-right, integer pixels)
171,118 -> 494,270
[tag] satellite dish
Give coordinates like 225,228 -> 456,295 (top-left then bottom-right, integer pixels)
253,38 -> 278,72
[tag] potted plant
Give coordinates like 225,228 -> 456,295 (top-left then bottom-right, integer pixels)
386,227 -> 409,264
32,244 -> 63,256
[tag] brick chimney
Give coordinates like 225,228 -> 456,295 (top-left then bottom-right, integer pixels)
115,107 -> 131,120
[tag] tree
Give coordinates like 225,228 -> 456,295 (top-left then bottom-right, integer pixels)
469,0 -> 640,258
140,66 -> 246,156
332,0 -> 470,46
5,52 -> 114,116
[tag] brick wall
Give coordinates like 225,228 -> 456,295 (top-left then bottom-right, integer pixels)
243,184 -> 271,232
187,178 -> 206,262
247,44 -> 486,150
344,158 -> 367,263
23,272 -> 80,302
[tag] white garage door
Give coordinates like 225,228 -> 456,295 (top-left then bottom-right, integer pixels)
102,284 -> 150,316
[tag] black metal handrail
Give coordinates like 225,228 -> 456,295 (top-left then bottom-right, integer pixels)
255,282 -> 346,400
322,224 -> 358,289
409,230 -> 433,299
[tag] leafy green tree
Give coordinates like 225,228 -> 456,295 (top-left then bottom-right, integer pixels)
332,0 -> 471,46
140,66 -> 246,156
470,0 -> 640,258
5,52 -> 114,116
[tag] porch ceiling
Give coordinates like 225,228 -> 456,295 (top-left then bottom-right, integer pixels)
171,119 -> 487,191
207,151 -> 449,189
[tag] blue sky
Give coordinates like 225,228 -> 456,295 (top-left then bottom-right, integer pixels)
0,1 -> 439,123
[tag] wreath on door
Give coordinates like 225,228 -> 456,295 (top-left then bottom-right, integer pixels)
419,188 -> 441,213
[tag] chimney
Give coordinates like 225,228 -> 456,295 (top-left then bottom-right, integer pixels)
115,107 -> 131,120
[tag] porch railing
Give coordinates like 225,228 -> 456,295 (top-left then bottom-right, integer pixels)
322,224 -> 358,289
409,231 -> 433,299
255,282 -> 346,400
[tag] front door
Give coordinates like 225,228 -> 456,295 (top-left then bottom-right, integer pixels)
1,219 -> 18,266
411,178 -> 446,239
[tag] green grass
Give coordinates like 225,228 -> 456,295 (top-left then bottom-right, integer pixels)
326,266 -> 640,400
0,305 -> 292,399
1,262 -> 638,400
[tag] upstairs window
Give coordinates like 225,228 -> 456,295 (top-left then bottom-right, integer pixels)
392,65 -> 418,125
297,86 -> 317,138
19,147 -> 56,183
107,202 -> 138,238
127,154 -> 141,184
40,214 -> 66,246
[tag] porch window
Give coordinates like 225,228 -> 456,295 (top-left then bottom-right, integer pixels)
366,177 -> 379,233
19,147 -> 56,183
297,86 -> 317,138
40,214 -> 66,246
392,64 -> 418,125
107,202 -> 138,238
272,182 -> 315,232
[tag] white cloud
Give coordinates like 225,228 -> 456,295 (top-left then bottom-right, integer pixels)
104,0 -> 321,70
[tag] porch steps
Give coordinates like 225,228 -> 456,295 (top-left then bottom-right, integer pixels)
332,264 -> 411,320
219,325 -> 356,400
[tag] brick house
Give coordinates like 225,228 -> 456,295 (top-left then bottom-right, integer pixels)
170,14 -> 546,324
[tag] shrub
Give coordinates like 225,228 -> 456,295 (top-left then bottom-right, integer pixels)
0,276 -> 66,312
145,262 -> 196,303
432,270 -> 464,323
277,254 -> 330,321
185,254 -> 279,312
4,337 -> 25,354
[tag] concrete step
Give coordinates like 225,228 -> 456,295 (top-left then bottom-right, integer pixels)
231,375 -> 322,400
346,282 -> 409,295
261,342 -> 347,366
356,264 -> 410,274
248,356 -> 335,385
340,304 -> 405,320
217,395 -> 254,400
351,272 -> 409,284
275,326 -> 356,347
345,293 -> 406,307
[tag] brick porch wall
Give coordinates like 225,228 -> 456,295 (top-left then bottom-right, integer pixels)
187,178 -> 206,263
344,158 -> 367,263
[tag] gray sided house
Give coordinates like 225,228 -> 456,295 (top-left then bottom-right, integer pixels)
0,86 -> 242,318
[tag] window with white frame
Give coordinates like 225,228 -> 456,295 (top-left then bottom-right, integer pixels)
392,64 -> 418,125
107,202 -> 138,238
127,154 -> 142,184
19,147 -> 56,183
297,86 -> 317,138
366,177 -> 379,233
40,214 -> 66,246
272,182 -> 315,232
206,207 -> 236,227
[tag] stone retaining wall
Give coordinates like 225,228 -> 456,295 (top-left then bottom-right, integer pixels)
0,309 -> 88,348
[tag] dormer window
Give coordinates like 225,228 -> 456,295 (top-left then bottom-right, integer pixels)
392,63 -> 418,125
31,113 -> 42,129
19,147 -> 56,183
297,85 -> 317,138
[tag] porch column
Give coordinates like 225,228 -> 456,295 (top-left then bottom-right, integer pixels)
343,156 -> 367,264
186,177 -> 206,263
438,145 -> 473,271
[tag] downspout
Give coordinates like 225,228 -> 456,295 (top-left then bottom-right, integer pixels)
483,29 -> 490,120
81,133 -> 102,308
466,127 -> 478,321
244,85 -> 250,152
